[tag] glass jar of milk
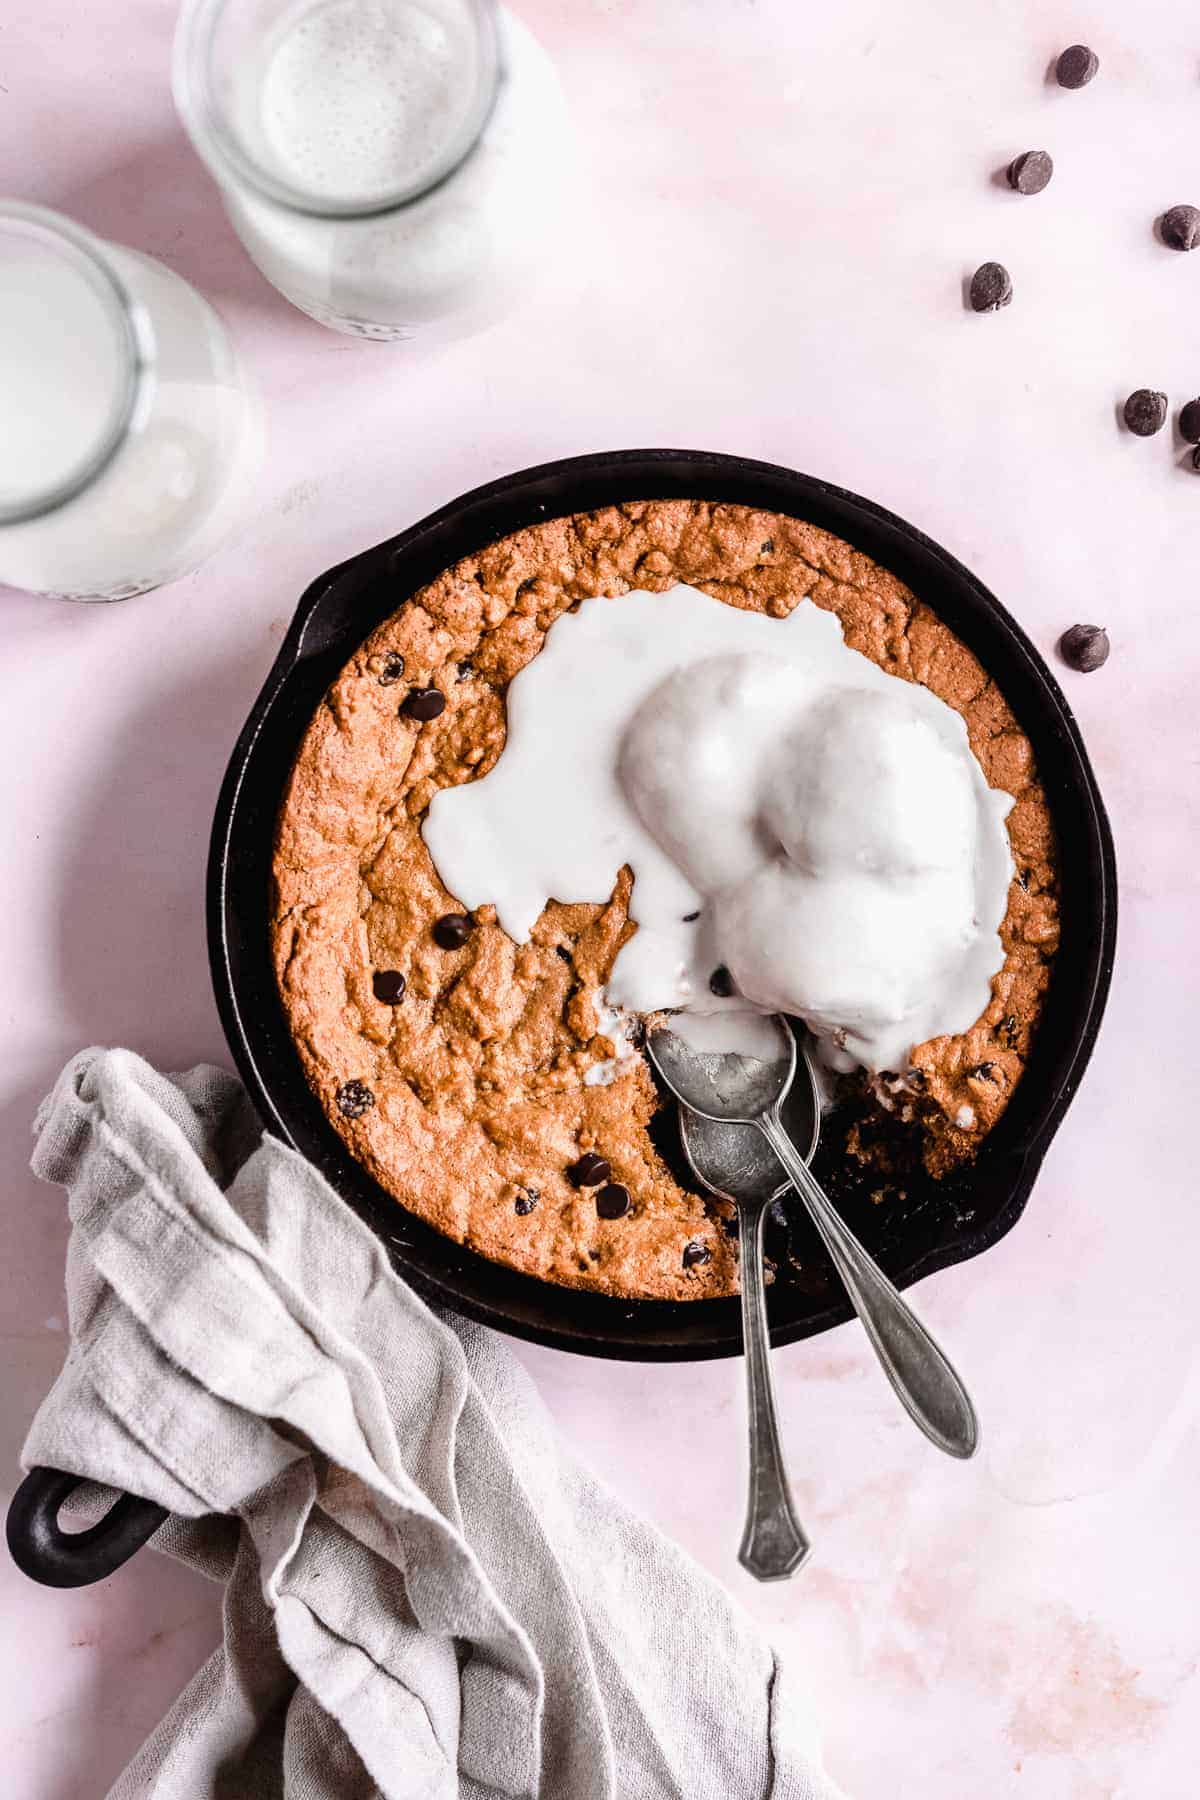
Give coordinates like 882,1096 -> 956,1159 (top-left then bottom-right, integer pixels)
0,203 -> 262,602
173,0 -> 570,342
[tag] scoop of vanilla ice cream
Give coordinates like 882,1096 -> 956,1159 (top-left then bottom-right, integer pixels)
621,657 -> 1013,1072
763,687 -> 977,879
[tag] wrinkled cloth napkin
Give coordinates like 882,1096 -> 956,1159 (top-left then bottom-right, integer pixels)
21,1049 -> 844,1800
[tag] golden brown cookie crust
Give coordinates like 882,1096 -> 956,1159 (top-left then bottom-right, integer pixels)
272,501 -> 1059,1300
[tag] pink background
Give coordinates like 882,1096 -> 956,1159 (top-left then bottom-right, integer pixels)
3,0 -> 1199,1793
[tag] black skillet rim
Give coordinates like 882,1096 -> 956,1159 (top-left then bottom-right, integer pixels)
207,449 -> 1116,1362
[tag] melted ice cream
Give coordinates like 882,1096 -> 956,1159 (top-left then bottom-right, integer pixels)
423,585 -> 1014,1072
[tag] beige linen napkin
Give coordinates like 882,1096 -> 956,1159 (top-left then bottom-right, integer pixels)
21,1048 -> 844,1800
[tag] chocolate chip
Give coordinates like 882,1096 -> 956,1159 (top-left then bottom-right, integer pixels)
400,686 -> 446,721
682,911 -> 700,923
1179,399 -> 1200,443
595,1182 -> 631,1219
999,1015 -> 1020,1049
1007,151 -> 1053,195
972,1062 -> 999,1082
372,970 -> 406,1003
375,651 -> 405,685
555,945 -> 572,962
1058,624 -> 1110,672
455,659 -> 474,681
760,538 -> 775,555
969,262 -> 1013,313
514,1189 -> 539,1216
1160,205 -> 1200,252
682,1240 -> 711,1269
1123,389 -> 1168,437
432,912 -> 473,949
1055,44 -> 1098,89
708,966 -> 735,998
1192,446 -> 1200,473
568,1152 -> 610,1188
908,1068 -> 927,1089
1016,868 -> 1030,892
335,1080 -> 375,1119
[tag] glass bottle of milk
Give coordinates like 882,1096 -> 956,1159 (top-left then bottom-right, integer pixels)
0,203 -> 262,602
173,0 -> 570,342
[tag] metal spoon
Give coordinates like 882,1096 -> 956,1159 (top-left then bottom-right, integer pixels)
679,1052 -> 820,1580
649,1016 -> 979,1466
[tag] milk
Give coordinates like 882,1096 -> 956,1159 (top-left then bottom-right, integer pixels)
0,213 -> 261,600
179,2 -> 570,340
0,257 -> 127,510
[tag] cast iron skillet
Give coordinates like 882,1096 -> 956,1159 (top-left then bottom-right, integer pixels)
8,450 -> 1116,1585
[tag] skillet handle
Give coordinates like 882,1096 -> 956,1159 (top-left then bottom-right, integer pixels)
6,1468 -> 167,1588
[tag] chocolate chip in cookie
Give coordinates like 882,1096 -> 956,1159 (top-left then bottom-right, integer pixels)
595,1182 -> 631,1219
682,1240 -> 711,1268
709,965 -> 735,997
514,1188 -> 539,1216
374,651 -> 405,685
401,686 -> 446,721
336,1080 -> 375,1119
372,970 -> 406,1003
568,1152 -> 611,1188
432,912 -> 473,949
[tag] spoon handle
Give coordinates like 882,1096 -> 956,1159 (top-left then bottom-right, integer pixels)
759,1112 -> 979,1460
737,1199 -> 812,1581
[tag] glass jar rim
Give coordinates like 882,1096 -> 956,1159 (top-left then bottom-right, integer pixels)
172,0 -> 504,222
0,203 -> 155,528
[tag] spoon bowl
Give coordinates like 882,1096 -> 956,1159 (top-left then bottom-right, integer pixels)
648,1014 -> 979,1465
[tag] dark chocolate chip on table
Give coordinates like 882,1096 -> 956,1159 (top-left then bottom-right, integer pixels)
375,651 -> 405,685
568,1152 -> 611,1187
682,1240 -> 711,1269
372,970 -> 406,1004
432,912 -> 473,949
514,1189 -> 539,1216
595,1182 -> 631,1219
336,1080 -> 375,1119
1179,399 -> 1200,443
1007,151 -> 1053,195
969,263 -> 1012,313
709,965 -> 735,997
1058,624 -> 1110,672
1159,205 -> 1200,252
1123,389 -> 1167,437
400,686 -> 446,721
1055,44 -> 1098,89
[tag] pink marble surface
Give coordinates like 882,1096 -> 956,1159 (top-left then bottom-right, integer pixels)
2,0 -> 1199,1793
